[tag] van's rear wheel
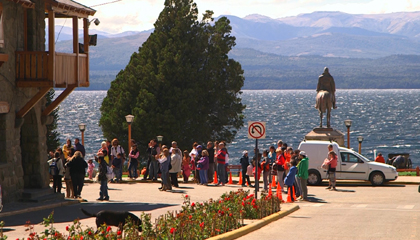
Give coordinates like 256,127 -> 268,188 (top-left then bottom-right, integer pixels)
307,170 -> 322,186
370,172 -> 385,186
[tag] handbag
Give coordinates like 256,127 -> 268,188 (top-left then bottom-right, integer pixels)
106,166 -> 114,180
197,163 -> 203,170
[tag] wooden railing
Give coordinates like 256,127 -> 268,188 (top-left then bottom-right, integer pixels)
16,51 -> 89,88
16,51 -> 49,83
397,166 -> 420,176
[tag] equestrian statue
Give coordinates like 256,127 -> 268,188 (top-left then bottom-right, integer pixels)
315,67 -> 337,128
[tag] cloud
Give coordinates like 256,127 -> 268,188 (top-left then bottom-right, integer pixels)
68,0 -> 420,33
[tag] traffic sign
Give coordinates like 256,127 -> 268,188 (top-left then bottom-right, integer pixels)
248,121 -> 266,139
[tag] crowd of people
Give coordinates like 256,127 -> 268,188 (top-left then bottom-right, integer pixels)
47,138 -> 87,199
47,136 -> 344,202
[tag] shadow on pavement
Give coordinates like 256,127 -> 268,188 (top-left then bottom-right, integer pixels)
306,197 -> 327,203
2,202 -> 176,227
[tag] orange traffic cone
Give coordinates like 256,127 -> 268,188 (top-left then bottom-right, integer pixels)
293,186 -> 297,201
268,184 -> 272,196
228,172 -> 233,184
277,183 -> 284,202
286,187 -> 293,203
271,175 -> 276,188
238,172 -> 243,185
213,172 -> 218,184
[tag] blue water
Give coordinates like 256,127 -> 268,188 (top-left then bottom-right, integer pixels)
56,90 -> 420,166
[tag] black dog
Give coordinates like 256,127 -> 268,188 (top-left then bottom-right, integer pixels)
81,208 -> 142,232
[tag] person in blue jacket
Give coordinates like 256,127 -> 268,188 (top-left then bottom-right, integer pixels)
284,159 -> 298,202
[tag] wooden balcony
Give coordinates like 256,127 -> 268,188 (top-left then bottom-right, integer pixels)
16,51 -> 89,88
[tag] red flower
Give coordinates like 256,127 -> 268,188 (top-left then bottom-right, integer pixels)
185,195 -> 188,198
170,228 -> 176,234
229,213 -> 233,217
117,230 -> 122,235
191,202 -> 196,207
107,226 -> 111,232
215,229 -> 220,232
242,201 -> 245,206
189,215 -> 192,220
66,226 -> 69,231
54,232 -> 58,237
200,222 -> 205,228
219,200 -> 222,204
88,231 -> 92,235
80,237 -> 84,240
240,210 -> 243,214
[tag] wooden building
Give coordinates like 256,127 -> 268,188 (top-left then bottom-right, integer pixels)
0,0 -> 95,202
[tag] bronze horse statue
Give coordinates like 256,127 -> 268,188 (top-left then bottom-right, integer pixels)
315,90 -> 333,128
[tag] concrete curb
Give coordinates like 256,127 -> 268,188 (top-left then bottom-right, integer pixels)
0,200 -> 81,218
206,204 -> 300,240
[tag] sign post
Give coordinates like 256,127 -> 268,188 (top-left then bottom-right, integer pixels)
248,121 -> 266,199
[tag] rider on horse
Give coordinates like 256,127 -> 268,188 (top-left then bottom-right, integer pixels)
316,67 -> 337,109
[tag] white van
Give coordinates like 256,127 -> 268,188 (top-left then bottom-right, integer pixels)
298,140 -> 398,186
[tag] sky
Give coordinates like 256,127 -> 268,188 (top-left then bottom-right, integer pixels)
72,0 -> 420,34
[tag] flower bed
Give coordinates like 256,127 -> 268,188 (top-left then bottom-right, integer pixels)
7,189 -> 281,240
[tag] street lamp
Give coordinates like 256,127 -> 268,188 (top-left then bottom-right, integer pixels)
357,136 -> 364,154
344,119 -> 352,149
157,135 -> 163,148
125,115 -> 134,151
78,123 -> 86,145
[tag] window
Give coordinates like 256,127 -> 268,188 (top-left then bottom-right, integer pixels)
0,3 -> 3,49
341,153 -> 361,163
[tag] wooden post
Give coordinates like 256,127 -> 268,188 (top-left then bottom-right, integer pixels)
83,18 -> 89,86
416,166 -> 419,176
42,85 -> 76,116
73,16 -> 79,87
48,11 -> 55,84
16,87 -> 51,118
23,8 -> 27,51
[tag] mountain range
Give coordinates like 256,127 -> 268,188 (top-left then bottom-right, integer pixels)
55,11 -> 420,89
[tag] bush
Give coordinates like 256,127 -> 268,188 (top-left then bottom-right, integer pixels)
11,189 -> 281,239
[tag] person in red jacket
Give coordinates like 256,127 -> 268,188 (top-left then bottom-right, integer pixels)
275,148 -> 286,192
375,153 -> 385,163
216,142 -> 227,186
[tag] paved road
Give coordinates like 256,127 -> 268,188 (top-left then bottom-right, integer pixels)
2,178 -> 419,239
239,184 -> 420,240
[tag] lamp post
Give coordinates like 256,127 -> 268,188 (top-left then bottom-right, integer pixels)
157,135 -> 163,148
344,119 -> 352,149
78,123 -> 86,146
125,115 -> 134,151
357,136 -> 364,154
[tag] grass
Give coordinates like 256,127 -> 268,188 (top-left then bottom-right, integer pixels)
398,172 -> 417,176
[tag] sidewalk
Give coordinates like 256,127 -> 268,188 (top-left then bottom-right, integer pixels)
1,175 -> 417,218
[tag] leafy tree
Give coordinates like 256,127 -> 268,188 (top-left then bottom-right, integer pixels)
46,89 -> 61,152
99,0 -> 245,151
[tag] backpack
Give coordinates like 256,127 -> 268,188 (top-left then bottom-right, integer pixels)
106,166 -> 114,181
49,159 -> 59,176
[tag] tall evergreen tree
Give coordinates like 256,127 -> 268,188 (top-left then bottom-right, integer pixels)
46,89 -> 61,152
99,0 -> 245,150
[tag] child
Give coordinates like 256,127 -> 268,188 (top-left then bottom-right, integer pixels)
261,150 -> 271,191
97,153 -> 109,201
112,153 -> 123,183
284,159 -> 298,202
87,159 -> 95,180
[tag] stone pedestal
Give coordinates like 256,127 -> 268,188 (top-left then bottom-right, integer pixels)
305,128 -> 345,147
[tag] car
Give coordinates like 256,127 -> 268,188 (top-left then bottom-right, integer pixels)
298,140 -> 398,186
